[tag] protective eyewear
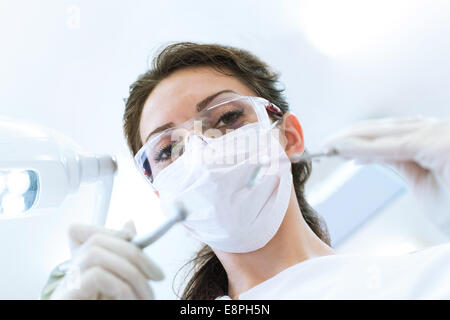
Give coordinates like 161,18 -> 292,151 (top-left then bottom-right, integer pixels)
134,93 -> 283,188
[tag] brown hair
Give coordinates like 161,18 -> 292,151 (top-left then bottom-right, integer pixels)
123,42 -> 331,300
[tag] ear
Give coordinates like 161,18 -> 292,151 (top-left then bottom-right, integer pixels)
280,112 -> 305,157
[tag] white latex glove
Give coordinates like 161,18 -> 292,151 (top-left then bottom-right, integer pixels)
322,117 -> 450,233
50,221 -> 164,300
322,117 -> 450,195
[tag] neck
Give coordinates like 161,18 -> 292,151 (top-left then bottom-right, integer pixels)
215,187 -> 335,300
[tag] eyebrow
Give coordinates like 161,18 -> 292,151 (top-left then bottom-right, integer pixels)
196,89 -> 237,112
144,89 -> 237,143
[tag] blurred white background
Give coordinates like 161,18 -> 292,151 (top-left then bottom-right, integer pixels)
1,0 -> 449,298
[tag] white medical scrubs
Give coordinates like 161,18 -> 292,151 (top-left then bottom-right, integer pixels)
216,243 -> 450,299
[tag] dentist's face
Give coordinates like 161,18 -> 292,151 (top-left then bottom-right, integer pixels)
139,66 -> 258,148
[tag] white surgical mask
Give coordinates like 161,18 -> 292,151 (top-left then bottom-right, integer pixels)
153,122 -> 293,253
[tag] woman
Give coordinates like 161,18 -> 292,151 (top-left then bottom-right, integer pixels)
50,42 -> 450,300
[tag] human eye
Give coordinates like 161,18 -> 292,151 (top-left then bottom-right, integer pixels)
153,144 -> 173,162
215,109 -> 244,129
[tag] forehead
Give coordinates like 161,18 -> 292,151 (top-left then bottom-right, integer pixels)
139,66 -> 256,144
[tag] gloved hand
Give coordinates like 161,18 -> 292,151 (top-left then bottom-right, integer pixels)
50,221 -> 164,300
322,117 -> 450,198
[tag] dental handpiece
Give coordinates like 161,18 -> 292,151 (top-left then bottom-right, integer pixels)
132,201 -> 188,249
291,148 -> 340,163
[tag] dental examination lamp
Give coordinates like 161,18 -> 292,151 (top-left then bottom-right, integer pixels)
0,117 -> 117,298
0,117 -> 117,223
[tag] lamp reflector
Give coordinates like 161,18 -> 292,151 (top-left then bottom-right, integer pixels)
6,170 -> 31,194
0,170 -> 39,216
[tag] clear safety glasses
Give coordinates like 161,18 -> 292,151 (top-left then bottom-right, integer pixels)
134,93 -> 283,188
